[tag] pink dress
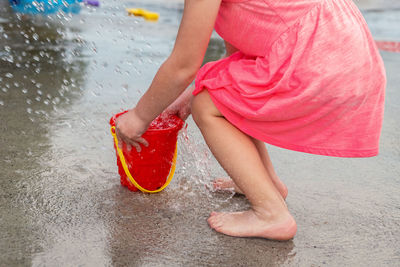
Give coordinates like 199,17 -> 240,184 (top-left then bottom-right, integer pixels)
193,0 -> 386,157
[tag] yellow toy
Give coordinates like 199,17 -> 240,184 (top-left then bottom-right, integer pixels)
126,8 -> 159,21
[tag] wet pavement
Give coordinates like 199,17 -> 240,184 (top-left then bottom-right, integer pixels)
0,0 -> 399,266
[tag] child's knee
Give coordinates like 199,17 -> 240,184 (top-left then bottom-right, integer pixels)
192,90 -> 222,127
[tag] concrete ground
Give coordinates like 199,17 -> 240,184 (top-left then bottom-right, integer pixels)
0,0 -> 399,266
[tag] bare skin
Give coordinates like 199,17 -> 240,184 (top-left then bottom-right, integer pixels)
212,41 -> 288,200
207,211 -> 297,240
116,0 -> 296,240
213,177 -> 288,200
192,90 -> 297,240
115,0 -> 222,150
213,141 -> 288,199
167,87 -> 289,201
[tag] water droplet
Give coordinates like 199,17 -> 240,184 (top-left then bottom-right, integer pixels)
0,100 -> 4,106
5,73 -> 13,78
52,97 -> 60,104
32,33 -> 39,41
26,108 -> 32,114
22,89 -> 28,94
5,56 -> 14,63
90,91 -> 100,97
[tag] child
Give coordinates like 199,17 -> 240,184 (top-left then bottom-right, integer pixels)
115,0 -> 386,240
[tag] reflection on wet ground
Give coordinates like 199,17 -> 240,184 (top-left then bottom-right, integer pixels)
0,0 -> 399,266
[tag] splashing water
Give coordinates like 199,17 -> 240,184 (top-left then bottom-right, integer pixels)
176,124 -> 237,204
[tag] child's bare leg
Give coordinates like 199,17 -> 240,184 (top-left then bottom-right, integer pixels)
192,91 -> 296,240
214,139 -> 288,199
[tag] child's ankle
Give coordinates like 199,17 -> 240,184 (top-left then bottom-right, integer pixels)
252,204 -> 290,221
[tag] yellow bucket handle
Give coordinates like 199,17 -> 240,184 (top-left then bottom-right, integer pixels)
110,126 -> 176,193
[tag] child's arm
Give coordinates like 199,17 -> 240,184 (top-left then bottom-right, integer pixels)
116,0 -> 222,150
164,38 -> 240,121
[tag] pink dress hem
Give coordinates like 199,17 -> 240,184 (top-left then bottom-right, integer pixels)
209,91 -> 379,158
193,0 -> 385,158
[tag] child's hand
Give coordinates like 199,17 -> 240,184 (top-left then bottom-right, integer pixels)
165,98 -> 191,121
164,86 -> 194,121
115,109 -> 149,152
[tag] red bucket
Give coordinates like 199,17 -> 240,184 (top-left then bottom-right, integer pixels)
110,111 -> 184,193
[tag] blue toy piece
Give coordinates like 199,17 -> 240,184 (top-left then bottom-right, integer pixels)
9,0 -> 83,15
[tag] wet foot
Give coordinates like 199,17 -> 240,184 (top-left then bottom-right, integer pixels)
207,210 -> 297,240
213,178 -> 288,199
213,178 -> 244,194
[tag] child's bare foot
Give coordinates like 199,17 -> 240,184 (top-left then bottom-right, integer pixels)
213,178 -> 244,194
213,178 -> 288,199
207,210 -> 297,240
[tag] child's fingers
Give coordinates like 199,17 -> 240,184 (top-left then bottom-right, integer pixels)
115,129 -> 126,150
115,128 -> 148,152
136,137 -> 149,147
121,138 -> 140,152
131,137 -> 149,152
128,138 -> 148,153
130,141 -> 142,153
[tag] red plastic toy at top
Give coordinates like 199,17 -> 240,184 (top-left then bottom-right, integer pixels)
110,111 -> 184,192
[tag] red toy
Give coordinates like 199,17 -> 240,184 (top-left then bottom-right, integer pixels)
110,111 -> 184,193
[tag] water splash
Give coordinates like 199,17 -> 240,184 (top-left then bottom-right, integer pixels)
176,125 -> 236,204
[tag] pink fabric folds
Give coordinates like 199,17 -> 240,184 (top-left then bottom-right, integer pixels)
193,0 -> 386,157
